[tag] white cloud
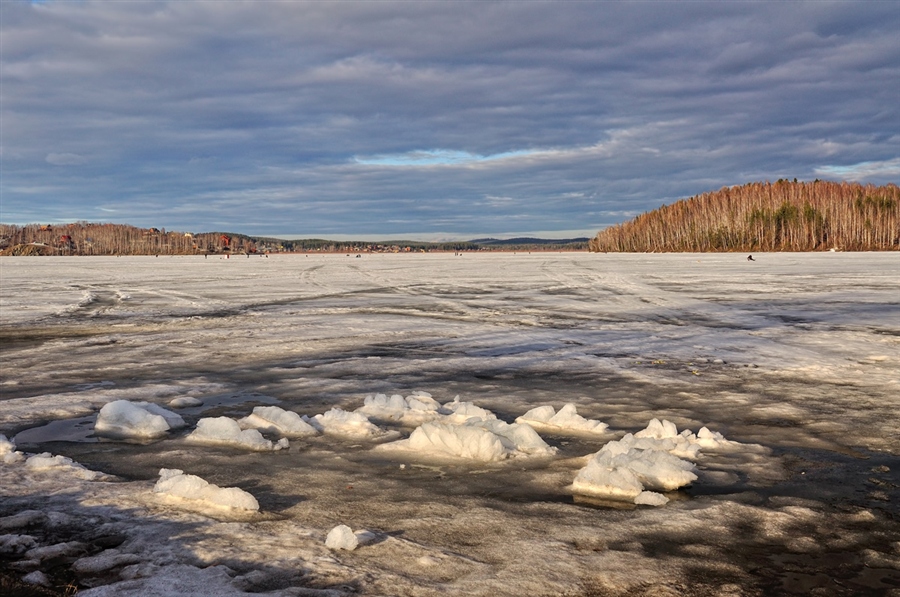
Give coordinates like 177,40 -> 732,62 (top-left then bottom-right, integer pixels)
814,158 -> 900,180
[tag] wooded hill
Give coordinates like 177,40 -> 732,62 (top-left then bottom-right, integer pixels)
588,181 -> 899,252
0,222 -> 588,256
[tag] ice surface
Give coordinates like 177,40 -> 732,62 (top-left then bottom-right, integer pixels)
238,405 -> 318,438
516,403 -> 609,435
153,468 -> 260,511
325,524 -> 359,550
185,417 -> 289,451
94,400 -> 186,439
1,253 -> 898,596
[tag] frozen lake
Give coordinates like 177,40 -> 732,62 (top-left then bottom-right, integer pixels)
1,252 -> 898,596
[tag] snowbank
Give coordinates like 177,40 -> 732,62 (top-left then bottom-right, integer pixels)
153,468 -> 259,511
186,417 -> 290,451
355,391 -> 443,425
94,400 -> 186,439
515,403 -> 609,435
238,406 -> 318,438
308,408 -> 397,440
1,434 -> 25,464
24,453 -> 100,480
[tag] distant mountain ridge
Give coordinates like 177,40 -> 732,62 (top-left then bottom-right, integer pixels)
469,237 -> 590,245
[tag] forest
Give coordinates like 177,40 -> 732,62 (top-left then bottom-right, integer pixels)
589,181 -> 899,252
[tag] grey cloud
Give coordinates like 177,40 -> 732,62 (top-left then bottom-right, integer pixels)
45,152 -> 87,166
1,1 -> 897,237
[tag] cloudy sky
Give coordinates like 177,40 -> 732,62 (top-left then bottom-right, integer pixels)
2,1 -> 898,240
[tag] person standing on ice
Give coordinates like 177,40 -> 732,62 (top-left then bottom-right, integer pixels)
747,254 -> 755,261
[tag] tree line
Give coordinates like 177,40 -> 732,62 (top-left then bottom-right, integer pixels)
0,223 -> 255,256
0,222 -> 588,255
589,181 -> 899,253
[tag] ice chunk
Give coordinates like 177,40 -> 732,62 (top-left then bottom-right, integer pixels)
516,403 -> 609,435
441,397 -> 496,423
95,400 -> 185,439
0,434 -> 25,464
325,524 -> 358,551
307,408 -> 395,440
572,456 -> 644,500
572,446 -> 697,502
408,422 -> 509,462
466,418 -> 557,457
634,491 -> 669,506
355,391 -> 443,425
635,418 -> 679,440
186,417 -> 287,451
696,426 -> 732,449
0,534 -> 38,555
24,453 -> 99,480
169,396 -> 203,408
23,570 -> 50,587
153,468 -> 259,511
238,406 -> 318,438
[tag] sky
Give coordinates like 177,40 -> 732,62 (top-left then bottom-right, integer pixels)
1,1 -> 898,240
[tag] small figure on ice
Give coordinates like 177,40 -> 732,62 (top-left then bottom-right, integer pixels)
747,254 -> 755,261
